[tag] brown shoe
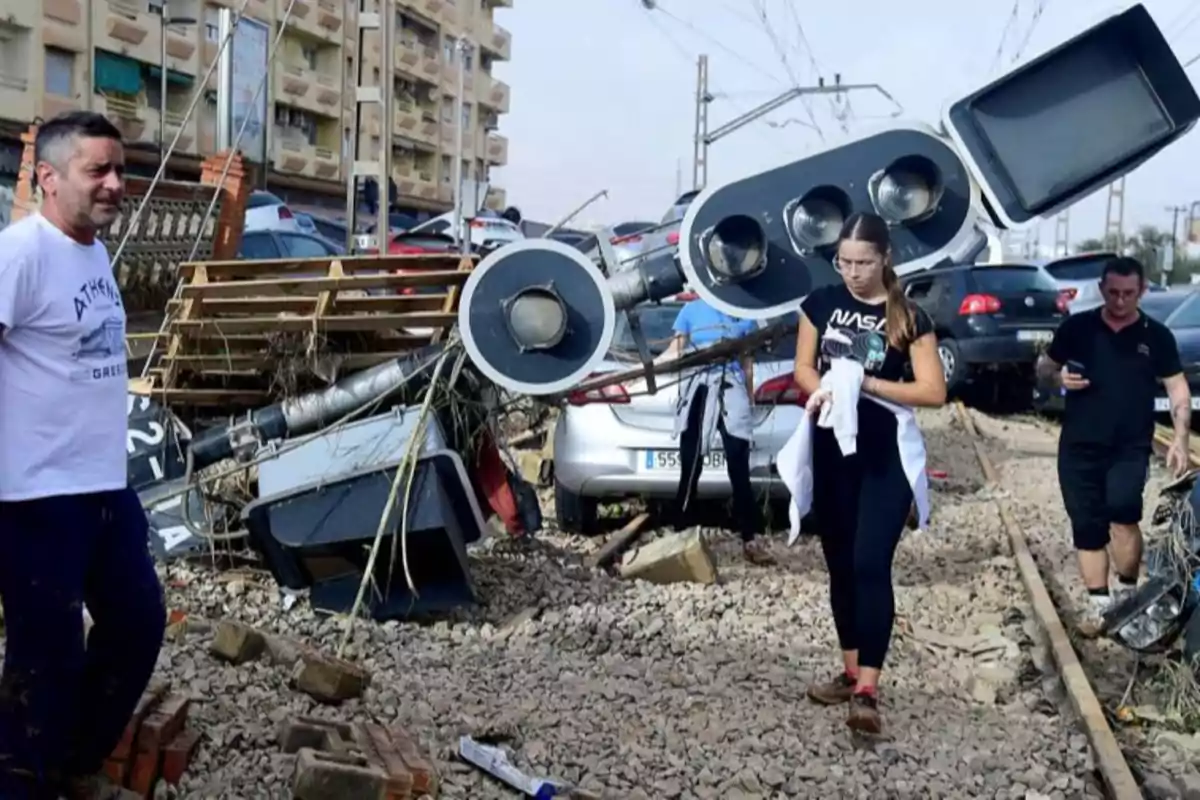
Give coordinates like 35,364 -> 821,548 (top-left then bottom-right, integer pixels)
806,672 -> 856,705
742,539 -> 776,566
847,692 -> 883,734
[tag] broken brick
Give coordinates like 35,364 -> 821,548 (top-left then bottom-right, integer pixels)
102,758 -> 127,786
136,693 -> 190,756
111,682 -> 169,760
291,650 -> 369,704
354,723 -> 413,800
292,748 -> 387,800
279,716 -> 355,754
161,728 -> 201,785
127,749 -> 160,796
210,620 -> 267,664
388,726 -> 439,797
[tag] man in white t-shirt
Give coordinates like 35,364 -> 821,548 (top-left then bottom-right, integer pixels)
0,112 -> 163,799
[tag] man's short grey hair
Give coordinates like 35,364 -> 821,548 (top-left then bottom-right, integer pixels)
33,111 -> 123,182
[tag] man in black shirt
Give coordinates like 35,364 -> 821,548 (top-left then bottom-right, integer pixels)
1037,256 -> 1191,635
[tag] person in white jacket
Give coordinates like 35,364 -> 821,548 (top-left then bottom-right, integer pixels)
793,212 -> 947,734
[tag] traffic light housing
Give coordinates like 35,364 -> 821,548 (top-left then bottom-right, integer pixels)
944,2 -> 1200,229
677,124 -> 978,320
459,239 -> 617,395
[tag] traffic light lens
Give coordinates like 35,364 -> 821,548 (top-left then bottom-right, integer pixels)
788,194 -> 846,251
704,214 -> 767,283
507,287 -> 567,349
872,156 -> 943,224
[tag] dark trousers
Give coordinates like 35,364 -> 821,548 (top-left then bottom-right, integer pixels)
0,486 -> 165,797
1057,439 -> 1151,552
811,426 -> 912,669
673,384 -> 762,542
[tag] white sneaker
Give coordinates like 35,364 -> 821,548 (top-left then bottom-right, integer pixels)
1077,593 -> 1113,638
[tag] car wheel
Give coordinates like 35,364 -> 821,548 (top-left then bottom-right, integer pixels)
554,479 -> 599,535
937,339 -> 968,395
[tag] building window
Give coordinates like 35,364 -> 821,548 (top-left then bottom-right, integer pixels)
301,45 -> 318,71
440,155 -> 451,183
442,38 -> 454,64
440,96 -> 453,123
204,7 -> 219,43
44,48 -> 75,97
462,48 -> 473,72
460,102 -> 471,130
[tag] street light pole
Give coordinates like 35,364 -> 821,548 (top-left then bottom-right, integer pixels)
156,1 -> 196,163
451,37 -> 471,255
160,0 -> 168,162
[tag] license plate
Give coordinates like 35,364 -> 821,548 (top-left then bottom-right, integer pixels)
641,450 -> 725,471
1017,330 -> 1053,343
1154,397 -> 1200,411
353,234 -> 376,251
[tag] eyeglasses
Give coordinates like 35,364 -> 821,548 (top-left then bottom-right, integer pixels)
834,257 -> 882,275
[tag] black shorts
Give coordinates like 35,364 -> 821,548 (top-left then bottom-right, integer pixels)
1057,440 -> 1151,550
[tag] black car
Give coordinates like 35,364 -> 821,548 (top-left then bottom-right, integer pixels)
239,230 -> 347,259
1035,287 -> 1200,415
900,262 -> 1068,394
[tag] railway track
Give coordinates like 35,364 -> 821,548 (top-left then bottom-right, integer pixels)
956,401 -> 1147,800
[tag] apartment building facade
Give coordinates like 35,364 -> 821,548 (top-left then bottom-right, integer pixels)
0,0 -> 511,216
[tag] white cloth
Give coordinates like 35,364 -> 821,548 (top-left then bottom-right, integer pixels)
815,357 -> 864,456
0,214 -> 128,500
673,364 -> 754,455
777,374 -> 931,545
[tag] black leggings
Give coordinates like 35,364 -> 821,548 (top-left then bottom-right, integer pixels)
674,384 -> 761,542
811,424 -> 912,669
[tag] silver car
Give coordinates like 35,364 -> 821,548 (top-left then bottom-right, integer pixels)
551,298 -> 805,534
1042,251 -> 1117,313
623,190 -> 699,274
608,220 -> 658,273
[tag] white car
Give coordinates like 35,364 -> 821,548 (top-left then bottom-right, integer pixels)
410,211 -> 524,251
1042,251 -> 1117,313
243,191 -> 304,234
552,297 -> 805,534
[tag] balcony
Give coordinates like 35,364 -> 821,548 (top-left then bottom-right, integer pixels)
477,74 -> 510,113
273,136 -> 340,180
476,18 -> 511,61
275,63 -> 342,119
0,69 -> 35,129
418,43 -> 440,82
412,109 -> 440,150
484,186 -> 506,211
147,107 -> 199,154
94,92 -> 149,144
43,0 -> 85,51
392,96 -> 420,137
95,0 -> 157,66
4,0 -> 39,28
276,0 -> 339,45
485,133 -> 507,166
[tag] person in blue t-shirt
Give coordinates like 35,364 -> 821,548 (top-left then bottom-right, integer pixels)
657,297 -> 775,565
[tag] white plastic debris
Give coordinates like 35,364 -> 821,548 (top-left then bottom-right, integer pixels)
458,735 -> 570,798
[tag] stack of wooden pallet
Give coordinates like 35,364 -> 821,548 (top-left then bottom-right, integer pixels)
144,252 -> 476,410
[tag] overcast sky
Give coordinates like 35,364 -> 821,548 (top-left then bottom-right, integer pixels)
489,0 -> 1200,247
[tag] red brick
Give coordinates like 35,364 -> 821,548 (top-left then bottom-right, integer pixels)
387,727 -> 438,797
127,749 -> 160,796
111,682 -> 169,761
102,758 -> 127,786
136,693 -> 190,756
356,724 -> 413,800
161,728 -> 201,785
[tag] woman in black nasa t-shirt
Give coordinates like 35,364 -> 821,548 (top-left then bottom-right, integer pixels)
793,212 -> 946,733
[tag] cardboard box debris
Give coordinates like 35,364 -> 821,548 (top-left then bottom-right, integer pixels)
618,529 -> 718,585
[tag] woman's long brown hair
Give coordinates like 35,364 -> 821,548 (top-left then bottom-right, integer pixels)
839,212 -> 915,350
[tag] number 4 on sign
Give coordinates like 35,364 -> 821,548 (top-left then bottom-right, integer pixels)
149,493 -> 194,551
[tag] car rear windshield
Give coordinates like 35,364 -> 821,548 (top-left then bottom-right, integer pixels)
1141,293 -> 1188,323
1044,255 -> 1112,281
247,192 -> 284,208
611,304 -> 683,357
970,266 -> 1058,293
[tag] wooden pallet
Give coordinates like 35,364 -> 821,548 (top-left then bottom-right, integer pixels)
148,252 -> 476,409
